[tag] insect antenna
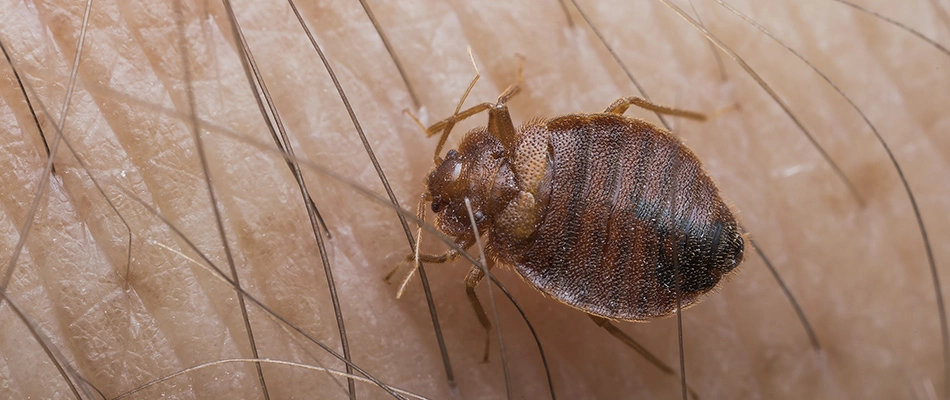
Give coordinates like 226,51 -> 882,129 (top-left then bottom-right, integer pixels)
3,2 -> 941,397
427,48 -> 485,162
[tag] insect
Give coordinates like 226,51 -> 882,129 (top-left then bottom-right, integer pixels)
397,60 -> 745,373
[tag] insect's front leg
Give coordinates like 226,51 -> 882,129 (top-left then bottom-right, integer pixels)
407,247 -> 466,264
484,56 -> 525,155
426,102 -> 492,163
384,235 -> 475,283
426,55 -> 524,162
385,192 -> 476,285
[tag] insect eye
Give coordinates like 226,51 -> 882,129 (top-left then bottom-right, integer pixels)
474,210 -> 485,223
446,149 -> 459,158
431,201 -> 442,213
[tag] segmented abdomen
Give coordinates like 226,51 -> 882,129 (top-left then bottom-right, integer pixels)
513,113 -> 743,321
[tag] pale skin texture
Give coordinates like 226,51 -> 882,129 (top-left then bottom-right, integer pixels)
0,0 -> 948,399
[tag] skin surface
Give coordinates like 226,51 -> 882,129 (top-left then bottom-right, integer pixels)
0,0 -> 948,399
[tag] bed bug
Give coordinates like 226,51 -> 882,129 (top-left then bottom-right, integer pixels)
396,62 -> 745,375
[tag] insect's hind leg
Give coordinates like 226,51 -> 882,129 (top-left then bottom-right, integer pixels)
465,260 -> 496,362
588,314 -> 700,399
604,97 -> 707,121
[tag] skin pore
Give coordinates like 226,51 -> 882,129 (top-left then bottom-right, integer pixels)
0,0 -> 948,399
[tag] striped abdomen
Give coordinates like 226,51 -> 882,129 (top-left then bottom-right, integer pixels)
507,113 -> 744,321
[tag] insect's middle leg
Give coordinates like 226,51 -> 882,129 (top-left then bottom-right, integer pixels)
604,97 -> 706,121
465,260 -> 496,362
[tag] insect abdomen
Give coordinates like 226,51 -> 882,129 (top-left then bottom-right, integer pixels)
513,114 -> 744,321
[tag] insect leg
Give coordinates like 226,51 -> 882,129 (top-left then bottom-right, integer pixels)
588,314 -> 700,399
486,58 -> 525,154
464,260 -> 496,362
429,56 -> 525,162
387,235 -> 475,282
604,97 -> 707,121
385,246 -> 465,283
414,249 -> 465,264
389,237 -> 475,299
385,192 -> 430,284
494,54 -> 524,105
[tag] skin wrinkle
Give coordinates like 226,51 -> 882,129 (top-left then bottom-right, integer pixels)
0,0 -> 948,399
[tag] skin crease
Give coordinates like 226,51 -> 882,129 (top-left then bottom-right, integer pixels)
0,0 -> 948,399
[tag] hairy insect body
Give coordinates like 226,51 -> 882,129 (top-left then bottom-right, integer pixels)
427,112 -> 744,321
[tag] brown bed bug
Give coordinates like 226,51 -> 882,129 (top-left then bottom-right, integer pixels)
398,62 -> 745,377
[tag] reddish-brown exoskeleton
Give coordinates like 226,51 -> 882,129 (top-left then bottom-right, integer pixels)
395,61 -> 744,387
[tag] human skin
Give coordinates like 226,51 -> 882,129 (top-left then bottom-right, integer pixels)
0,0 -> 948,399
